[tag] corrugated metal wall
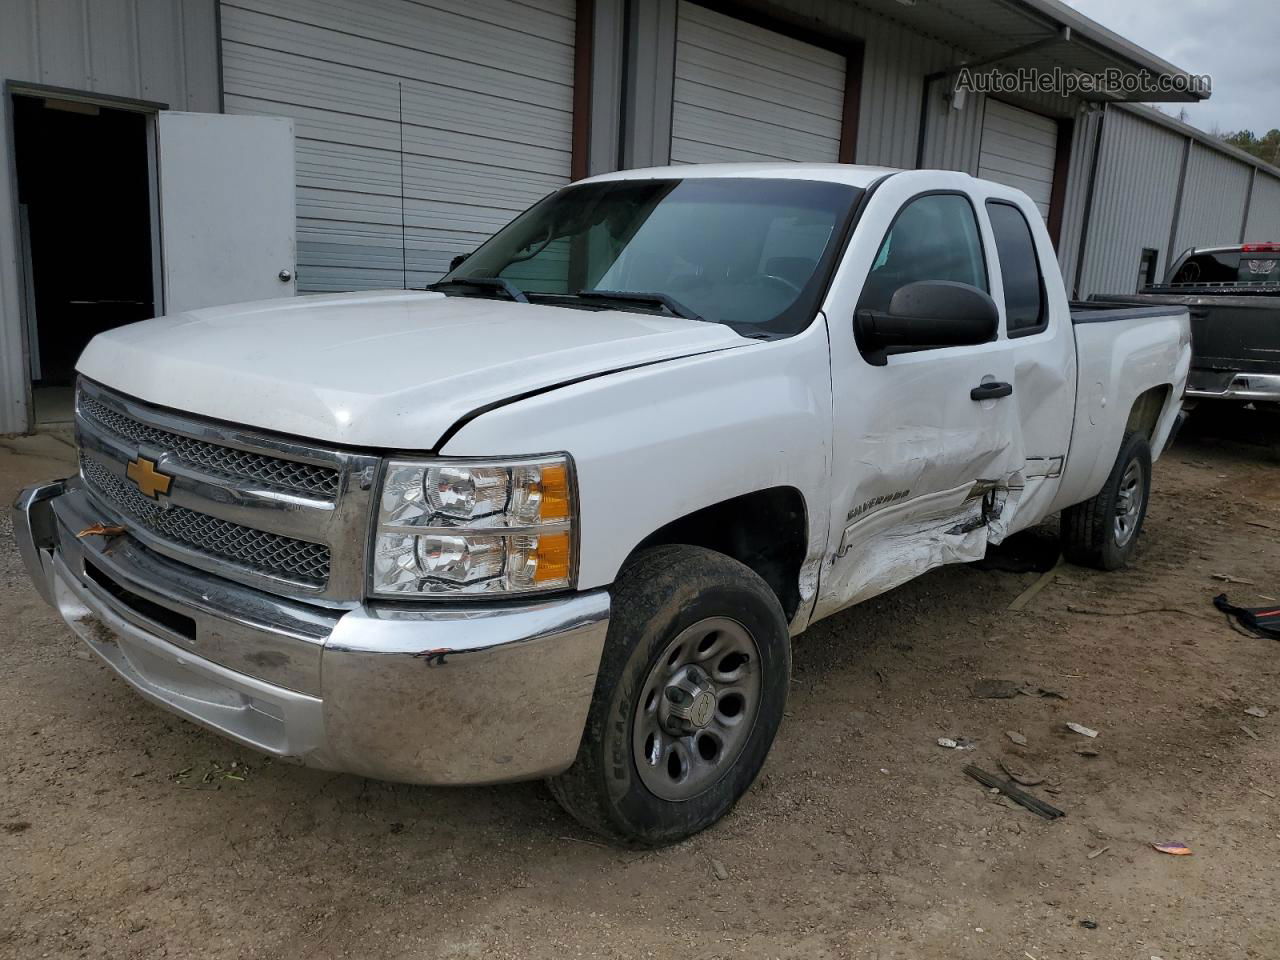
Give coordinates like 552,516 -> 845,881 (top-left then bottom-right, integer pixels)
1245,171 -> 1280,241
219,0 -> 577,293
0,0 -> 219,434
1172,144 -> 1252,254
1056,107 -> 1101,295
1076,108 -> 1186,296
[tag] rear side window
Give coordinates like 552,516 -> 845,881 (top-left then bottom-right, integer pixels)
986,201 -> 1046,336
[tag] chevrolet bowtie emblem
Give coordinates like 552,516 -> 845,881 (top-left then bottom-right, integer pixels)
126,456 -> 173,499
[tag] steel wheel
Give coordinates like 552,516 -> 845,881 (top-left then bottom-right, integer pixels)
631,616 -> 762,802
1113,457 -> 1145,547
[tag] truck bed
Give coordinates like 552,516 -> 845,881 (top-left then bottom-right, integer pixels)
1068,302 -> 1186,324
1088,291 -> 1280,395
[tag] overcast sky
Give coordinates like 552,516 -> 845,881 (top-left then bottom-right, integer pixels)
1061,0 -> 1279,136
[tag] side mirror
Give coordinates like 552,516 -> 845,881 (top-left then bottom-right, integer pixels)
855,280 -> 999,365
449,253 -> 471,272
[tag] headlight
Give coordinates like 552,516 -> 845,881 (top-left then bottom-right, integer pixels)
371,455 -> 576,597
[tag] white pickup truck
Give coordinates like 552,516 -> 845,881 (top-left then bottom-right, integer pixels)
14,164 -> 1190,845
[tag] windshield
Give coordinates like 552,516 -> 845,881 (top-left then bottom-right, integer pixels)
442,177 -> 862,336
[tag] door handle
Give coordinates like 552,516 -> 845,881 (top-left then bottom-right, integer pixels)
970,381 -> 1013,401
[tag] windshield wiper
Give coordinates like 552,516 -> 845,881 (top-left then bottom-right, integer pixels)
427,277 -> 528,304
574,289 -> 703,323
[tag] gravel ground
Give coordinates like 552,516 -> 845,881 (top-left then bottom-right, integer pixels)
1,408 -> 1278,960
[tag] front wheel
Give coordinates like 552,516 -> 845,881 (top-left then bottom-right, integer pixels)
547,545 -> 791,846
1061,430 -> 1152,570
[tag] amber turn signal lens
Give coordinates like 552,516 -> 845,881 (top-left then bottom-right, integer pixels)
539,463 -> 571,521
532,531 -> 572,583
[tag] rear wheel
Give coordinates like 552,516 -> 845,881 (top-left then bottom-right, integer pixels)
547,545 -> 790,846
1061,430 -> 1152,570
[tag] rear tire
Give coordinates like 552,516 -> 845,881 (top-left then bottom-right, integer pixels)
547,545 -> 790,846
1061,430 -> 1152,570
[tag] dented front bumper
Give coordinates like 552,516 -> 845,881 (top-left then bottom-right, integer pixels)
12,479 -> 609,785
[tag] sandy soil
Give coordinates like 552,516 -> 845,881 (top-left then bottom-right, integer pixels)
2,409 -> 1278,960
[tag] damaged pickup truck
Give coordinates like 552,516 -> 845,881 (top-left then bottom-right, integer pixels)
14,165 -> 1190,845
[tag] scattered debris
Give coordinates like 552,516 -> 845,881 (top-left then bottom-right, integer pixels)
1212,573 -> 1257,586
1018,685 -> 1068,700
973,679 -> 1019,699
1087,845 -> 1110,859
1079,919 -> 1098,929
937,737 -> 959,749
1244,706 -> 1268,718
3,821 -> 32,834
1245,520 -> 1280,532
1006,730 -> 1028,746
559,835 -> 609,849
999,759 -> 1045,786
1066,722 -> 1099,738
75,523 -> 127,539
1075,745 -> 1100,757
1152,842 -> 1192,856
710,858 -> 729,881
1252,786 -> 1276,800
1007,561 -> 1063,612
1239,724 -> 1262,741
1213,594 -> 1280,640
964,765 -> 1065,820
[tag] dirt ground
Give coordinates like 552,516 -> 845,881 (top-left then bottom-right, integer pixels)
2,408 -> 1278,960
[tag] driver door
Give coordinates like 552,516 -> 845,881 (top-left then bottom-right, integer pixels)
815,182 -> 1024,619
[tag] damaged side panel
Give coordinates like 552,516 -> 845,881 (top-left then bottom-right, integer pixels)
819,476 -> 1021,614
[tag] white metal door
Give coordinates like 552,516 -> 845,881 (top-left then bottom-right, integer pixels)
670,1 -> 845,164
157,112 -> 296,314
814,179 -> 1024,622
218,0 -> 577,292
978,100 -> 1058,220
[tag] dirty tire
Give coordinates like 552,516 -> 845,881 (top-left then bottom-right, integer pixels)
1061,429 -> 1152,570
547,545 -> 790,846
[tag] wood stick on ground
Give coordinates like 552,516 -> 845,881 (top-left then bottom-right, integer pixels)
1008,558 -> 1064,612
964,765 -> 1066,820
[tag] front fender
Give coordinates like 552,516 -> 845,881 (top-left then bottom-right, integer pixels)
440,324 -> 834,617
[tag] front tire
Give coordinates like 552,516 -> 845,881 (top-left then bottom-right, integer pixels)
1061,430 -> 1152,570
548,545 -> 791,846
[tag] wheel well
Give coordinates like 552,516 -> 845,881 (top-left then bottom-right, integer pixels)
631,487 -> 808,621
1126,385 -> 1171,442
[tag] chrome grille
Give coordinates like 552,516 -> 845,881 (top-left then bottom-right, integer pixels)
79,392 -> 339,498
80,456 -> 332,586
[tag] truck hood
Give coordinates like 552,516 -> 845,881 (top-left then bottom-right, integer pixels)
77,290 -> 747,448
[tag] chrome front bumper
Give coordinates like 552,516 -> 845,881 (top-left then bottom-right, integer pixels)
12,480 -> 609,785
1186,372 -> 1280,402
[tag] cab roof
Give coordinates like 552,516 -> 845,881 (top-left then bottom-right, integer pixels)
581,163 -> 903,190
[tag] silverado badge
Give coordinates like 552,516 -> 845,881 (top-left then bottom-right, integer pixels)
126,456 -> 173,499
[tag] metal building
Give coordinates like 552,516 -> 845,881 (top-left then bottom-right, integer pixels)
3,0 -> 1278,435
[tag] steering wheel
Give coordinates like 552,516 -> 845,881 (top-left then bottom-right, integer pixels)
757,274 -> 803,297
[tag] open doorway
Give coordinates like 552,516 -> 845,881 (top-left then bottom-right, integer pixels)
12,93 -> 155,424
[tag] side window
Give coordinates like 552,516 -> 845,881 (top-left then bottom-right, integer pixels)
986,201 -> 1046,336
857,193 -> 987,314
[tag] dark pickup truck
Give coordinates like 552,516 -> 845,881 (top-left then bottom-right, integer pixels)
1093,243 -> 1280,408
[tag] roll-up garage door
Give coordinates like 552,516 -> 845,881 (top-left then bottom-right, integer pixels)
670,1 -> 847,164
978,100 -> 1059,220
219,0 -> 576,292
